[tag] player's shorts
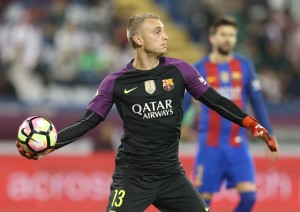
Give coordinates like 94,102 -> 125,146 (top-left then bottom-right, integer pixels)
106,170 -> 209,212
194,143 -> 255,193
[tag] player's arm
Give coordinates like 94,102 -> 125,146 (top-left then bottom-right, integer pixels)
179,60 -> 276,151
246,60 -> 273,133
16,109 -> 104,160
17,73 -> 115,160
199,87 -> 277,152
54,109 -> 104,149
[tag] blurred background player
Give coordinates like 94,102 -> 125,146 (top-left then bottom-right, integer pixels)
183,16 -> 276,212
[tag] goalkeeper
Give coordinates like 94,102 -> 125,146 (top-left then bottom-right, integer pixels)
16,13 -> 277,212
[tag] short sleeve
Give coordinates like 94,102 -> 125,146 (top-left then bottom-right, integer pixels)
175,60 -> 211,99
87,75 -> 115,119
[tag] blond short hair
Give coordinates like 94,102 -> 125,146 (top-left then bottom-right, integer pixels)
127,13 -> 160,48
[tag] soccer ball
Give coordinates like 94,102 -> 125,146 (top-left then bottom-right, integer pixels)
17,116 -> 57,157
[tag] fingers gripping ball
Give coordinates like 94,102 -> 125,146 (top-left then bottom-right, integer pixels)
17,116 -> 57,158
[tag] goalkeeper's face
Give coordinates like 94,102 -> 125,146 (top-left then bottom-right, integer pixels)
210,25 -> 237,55
135,19 -> 168,57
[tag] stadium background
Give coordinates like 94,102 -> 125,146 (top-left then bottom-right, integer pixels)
0,0 -> 299,211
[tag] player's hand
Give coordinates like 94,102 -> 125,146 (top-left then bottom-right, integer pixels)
265,146 -> 279,162
16,141 -> 39,160
242,116 -> 278,152
248,123 -> 277,152
265,137 -> 279,162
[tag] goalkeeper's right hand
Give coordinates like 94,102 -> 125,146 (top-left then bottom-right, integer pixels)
242,116 -> 278,152
16,141 -> 39,160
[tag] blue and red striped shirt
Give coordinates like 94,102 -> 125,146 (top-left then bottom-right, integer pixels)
183,54 -> 272,147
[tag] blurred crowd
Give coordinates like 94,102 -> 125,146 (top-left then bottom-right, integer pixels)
156,0 -> 300,105
0,0 -> 133,104
0,0 -> 299,107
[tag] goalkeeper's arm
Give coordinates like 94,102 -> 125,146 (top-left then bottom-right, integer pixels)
199,87 -> 278,152
54,109 -> 103,150
16,110 -> 104,160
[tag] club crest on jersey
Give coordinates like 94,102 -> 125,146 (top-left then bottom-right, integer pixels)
144,80 -> 156,94
162,79 -> 174,91
232,71 -> 242,81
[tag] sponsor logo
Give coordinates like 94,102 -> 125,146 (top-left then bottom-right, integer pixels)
132,99 -> 173,119
205,206 -> 209,211
7,171 -> 111,201
162,79 -> 174,91
144,80 -> 156,94
199,76 -> 207,85
216,86 -> 241,100
220,71 -> 230,83
124,87 -> 138,94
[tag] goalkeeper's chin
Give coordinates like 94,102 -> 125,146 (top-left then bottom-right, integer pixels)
160,45 -> 168,55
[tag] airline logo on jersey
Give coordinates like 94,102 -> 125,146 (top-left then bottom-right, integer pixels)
162,79 -> 174,91
144,80 -> 156,94
132,99 -> 173,119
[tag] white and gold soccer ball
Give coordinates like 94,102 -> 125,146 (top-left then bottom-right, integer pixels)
17,116 -> 57,158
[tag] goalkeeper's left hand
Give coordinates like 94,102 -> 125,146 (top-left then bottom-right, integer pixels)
16,141 -> 39,160
242,116 -> 278,152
